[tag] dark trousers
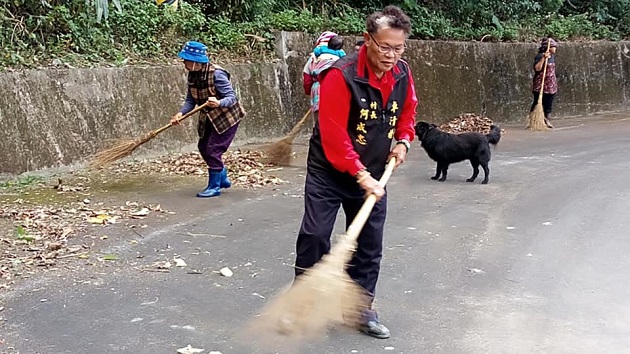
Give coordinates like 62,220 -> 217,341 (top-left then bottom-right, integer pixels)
198,119 -> 239,171
530,92 -> 556,119
295,169 -> 387,320
311,111 -> 319,129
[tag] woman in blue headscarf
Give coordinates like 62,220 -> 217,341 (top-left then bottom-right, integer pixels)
302,32 -> 346,120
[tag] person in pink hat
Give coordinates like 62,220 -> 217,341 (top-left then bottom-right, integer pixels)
303,31 -> 346,122
530,37 -> 559,128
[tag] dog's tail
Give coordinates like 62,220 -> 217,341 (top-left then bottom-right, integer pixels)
486,125 -> 501,145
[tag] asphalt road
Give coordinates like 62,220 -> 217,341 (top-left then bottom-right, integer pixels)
2,113 -> 630,354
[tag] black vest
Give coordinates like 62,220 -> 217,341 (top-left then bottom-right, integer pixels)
307,53 -> 410,181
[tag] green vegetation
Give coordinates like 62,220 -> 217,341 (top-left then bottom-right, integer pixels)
1,0 -> 628,70
15,225 -> 34,242
0,175 -> 43,189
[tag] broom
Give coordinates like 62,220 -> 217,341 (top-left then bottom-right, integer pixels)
251,157 -> 397,339
526,40 -> 552,131
263,108 -> 312,166
89,102 -> 209,168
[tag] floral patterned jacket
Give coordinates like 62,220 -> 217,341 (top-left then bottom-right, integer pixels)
532,53 -> 558,94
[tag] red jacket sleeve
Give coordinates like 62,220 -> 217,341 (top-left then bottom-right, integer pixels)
394,66 -> 418,142
303,73 -> 314,96
318,69 -> 366,176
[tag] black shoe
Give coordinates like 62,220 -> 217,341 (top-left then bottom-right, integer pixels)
544,118 -> 554,128
359,320 -> 390,339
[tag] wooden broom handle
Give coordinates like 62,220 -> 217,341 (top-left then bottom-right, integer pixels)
537,40 -> 552,102
287,108 -> 313,137
345,157 -> 397,243
152,102 -> 211,136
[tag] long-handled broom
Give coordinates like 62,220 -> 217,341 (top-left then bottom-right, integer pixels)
89,102 -> 210,168
526,40 -> 552,131
263,108 -> 312,166
251,157 -> 397,339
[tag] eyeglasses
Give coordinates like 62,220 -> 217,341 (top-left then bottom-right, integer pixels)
368,33 -> 406,55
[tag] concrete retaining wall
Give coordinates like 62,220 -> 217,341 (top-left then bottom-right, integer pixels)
1,32 -> 629,174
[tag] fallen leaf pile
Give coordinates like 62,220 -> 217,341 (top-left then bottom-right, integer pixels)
0,197 -> 169,289
439,113 -> 496,134
106,150 -> 285,188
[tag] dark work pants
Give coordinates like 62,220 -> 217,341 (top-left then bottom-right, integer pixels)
294,169 -> 387,321
311,111 -> 319,129
530,92 -> 556,119
197,119 -> 239,171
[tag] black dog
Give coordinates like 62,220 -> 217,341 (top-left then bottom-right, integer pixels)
414,121 -> 501,184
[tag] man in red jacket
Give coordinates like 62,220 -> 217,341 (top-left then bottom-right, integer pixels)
293,5 -> 417,339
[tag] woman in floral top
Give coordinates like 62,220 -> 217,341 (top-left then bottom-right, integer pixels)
530,37 -> 558,128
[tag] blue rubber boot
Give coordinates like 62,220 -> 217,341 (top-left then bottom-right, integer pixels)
197,170 -> 222,198
220,167 -> 231,189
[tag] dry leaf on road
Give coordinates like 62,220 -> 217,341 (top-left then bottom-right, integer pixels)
177,344 -> 204,354
173,258 -> 187,267
219,267 -> 233,277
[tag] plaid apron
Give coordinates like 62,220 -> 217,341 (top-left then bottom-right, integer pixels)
188,64 -> 246,137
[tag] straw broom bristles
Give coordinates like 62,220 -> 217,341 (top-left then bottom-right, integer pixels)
263,108 -> 312,166
526,40 -> 552,132
89,131 -> 158,169
249,158 -> 397,340
251,240 -> 370,340
89,103 -> 209,168
526,100 -> 549,131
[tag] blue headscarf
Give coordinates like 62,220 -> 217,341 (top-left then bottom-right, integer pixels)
313,46 -> 346,58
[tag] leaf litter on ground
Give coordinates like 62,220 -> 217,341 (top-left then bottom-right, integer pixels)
0,148 -> 284,291
105,149 -> 285,188
0,198 -> 170,290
